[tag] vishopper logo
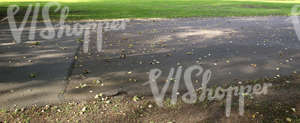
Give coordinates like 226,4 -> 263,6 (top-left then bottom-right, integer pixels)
143,65 -> 272,117
7,2 -> 129,53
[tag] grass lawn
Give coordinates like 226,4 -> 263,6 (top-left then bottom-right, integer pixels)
0,0 -> 300,20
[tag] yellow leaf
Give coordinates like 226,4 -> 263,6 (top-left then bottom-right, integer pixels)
286,117 -> 292,122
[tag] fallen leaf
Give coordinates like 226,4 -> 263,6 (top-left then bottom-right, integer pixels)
286,117 -> 292,122
31,41 -> 40,46
226,60 -> 230,63
250,64 -> 257,68
291,108 -> 296,112
29,73 -> 37,78
185,52 -> 193,55
133,96 -> 140,102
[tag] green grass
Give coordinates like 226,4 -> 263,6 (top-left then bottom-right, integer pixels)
0,0 -> 300,20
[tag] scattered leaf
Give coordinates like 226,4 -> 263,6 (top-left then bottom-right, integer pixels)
250,64 -> 257,68
29,73 -> 37,78
226,60 -> 230,63
185,52 -> 193,55
286,117 -> 292,122
83,69 -> 90,74
31,41 -> 40,46
120,53 -> 126,59
291,108 -> 296,112
133,96 -> 140,102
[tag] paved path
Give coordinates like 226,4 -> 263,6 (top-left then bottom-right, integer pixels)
0,22 -> 80,109
1,16 -> 300,108
64,16 -> 300,101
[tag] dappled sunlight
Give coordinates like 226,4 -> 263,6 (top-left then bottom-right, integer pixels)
0,20 -> 81,108
175,29 -> 237,40
263,59 -> 291,71
0,42 -> 15,46
0,79 -> 62,109
0,0 -> 300,121
32,52 -> 68,59
64,16 -> 300,100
